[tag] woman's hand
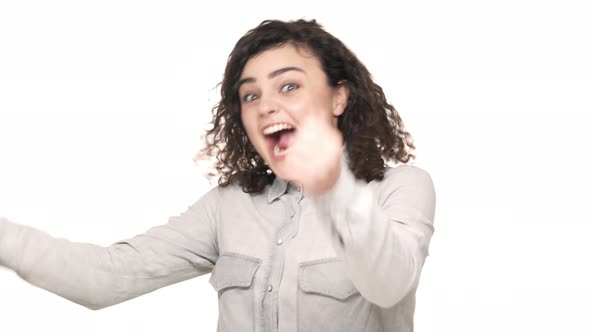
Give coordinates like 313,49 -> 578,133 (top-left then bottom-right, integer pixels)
274,114 -> 343,195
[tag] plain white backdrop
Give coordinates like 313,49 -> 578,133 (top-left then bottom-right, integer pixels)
1,0 -> 589,331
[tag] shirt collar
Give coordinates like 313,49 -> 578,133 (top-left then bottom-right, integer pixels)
267,175 -> 289,203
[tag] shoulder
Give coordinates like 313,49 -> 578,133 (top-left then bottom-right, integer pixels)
383,164 -> 434,184
373,165 -> 436,223
185,183 -> 250,220
377,164 -> 436,201
201,181 -> 263,205
201,182 -> 243,202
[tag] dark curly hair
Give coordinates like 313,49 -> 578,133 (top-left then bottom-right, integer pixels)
199,19 -> 415,194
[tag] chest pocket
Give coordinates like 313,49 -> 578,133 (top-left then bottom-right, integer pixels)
209,253 -> 262,332
297,258 -> 378,332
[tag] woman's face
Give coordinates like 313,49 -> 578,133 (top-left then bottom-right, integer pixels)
239,43 -> 348,176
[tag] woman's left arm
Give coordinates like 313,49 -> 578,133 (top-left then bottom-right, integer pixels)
312,160 -> 436,308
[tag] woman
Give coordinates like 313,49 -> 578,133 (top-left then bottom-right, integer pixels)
0,19 -> 436,331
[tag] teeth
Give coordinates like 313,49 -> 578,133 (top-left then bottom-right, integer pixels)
263,123 -> 293,135
274,144 -> 289,156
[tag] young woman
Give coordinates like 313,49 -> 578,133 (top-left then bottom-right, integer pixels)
0,19 -> 436,331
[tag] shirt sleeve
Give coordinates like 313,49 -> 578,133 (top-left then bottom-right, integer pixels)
312,159 -> 436,308
0,187 -> 220,310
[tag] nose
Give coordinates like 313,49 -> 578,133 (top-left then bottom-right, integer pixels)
258,95 -> 279,117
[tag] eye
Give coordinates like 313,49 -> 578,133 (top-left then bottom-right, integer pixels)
242,93 -> 258,103
281,83 -> 299,93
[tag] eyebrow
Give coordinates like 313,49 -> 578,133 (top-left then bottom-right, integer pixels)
238,66 -> 305,88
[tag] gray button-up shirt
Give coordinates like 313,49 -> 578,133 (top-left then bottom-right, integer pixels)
0,157 -> 436,331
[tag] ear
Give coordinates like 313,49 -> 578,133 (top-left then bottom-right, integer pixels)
331,81 -> 350,117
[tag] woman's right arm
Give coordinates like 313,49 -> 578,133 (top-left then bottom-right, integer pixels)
0,187 -> 220,310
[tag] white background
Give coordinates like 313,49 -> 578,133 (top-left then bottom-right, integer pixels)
1,0 -> 589,331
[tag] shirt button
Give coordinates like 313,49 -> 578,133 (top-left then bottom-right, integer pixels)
267,285 -> 273,292
277,239 -> 284,245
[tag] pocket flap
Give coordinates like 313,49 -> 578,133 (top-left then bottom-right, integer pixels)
299,258 -> 359,300
209,253 -> 262,292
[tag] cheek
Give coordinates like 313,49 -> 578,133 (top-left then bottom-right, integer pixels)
299,91 -> 335,117
240,113 -> 259,143
286,97 -> 314,119
240,109 -> 252,130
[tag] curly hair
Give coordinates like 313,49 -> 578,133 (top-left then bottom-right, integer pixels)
199,19 -> 415,194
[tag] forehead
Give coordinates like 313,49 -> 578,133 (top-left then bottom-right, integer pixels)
240,43 -> 323,79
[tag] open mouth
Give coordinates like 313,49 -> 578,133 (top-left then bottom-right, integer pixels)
263,123 -> 297,157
